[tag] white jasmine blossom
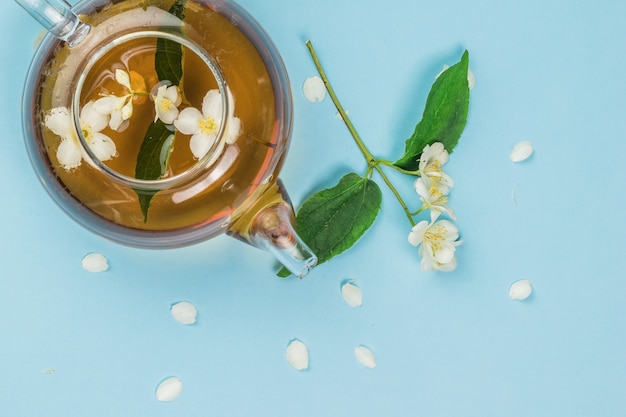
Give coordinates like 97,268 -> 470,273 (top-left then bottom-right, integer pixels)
419,142 -> 453,190
93,69 -> 145,131
174,89 -> 242,159
408,216 -> 462,272
44,103 -> 117,170
153,85 -> 182,124
414,176 -> 456,221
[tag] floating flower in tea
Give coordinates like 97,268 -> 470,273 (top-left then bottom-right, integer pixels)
93,69 -> 148,131
174,89 -> 242,159
44,102 -> 116,170
153,84 -> 182,125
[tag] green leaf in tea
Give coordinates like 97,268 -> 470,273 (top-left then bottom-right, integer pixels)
134,120 -> 176,220
155,0 -> 187,85
134,0 -> 187,220
278,173 -> 382,276
394,50 -> 470,171
155,38 -> 183,86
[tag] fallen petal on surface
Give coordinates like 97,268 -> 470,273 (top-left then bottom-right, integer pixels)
170,301 -> 197,325
509,279 -> 533,301
354,345 -> 377,369
286,339 -> 309,371
341,281 -> 363,308
303,76 -> 326,103
467,68 -> 476,90
155,376 -> 182,402
81,253 -> 109,273
510,141 -> 534,162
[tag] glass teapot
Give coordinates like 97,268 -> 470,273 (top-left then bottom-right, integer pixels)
15,0 -> 317,278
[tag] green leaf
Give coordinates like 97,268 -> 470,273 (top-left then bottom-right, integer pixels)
134,120 -> 176,221
155,37 -> 183,86
277,173 -> 382,276
134,0 -> 187,220
394,50 -> 470,171
155,0 -> 186,85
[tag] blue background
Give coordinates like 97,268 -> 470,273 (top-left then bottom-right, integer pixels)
2,0 -> 625,416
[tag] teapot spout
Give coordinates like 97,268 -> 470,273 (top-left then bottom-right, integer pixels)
249,203 -> 317,278
227,180 -> 317,278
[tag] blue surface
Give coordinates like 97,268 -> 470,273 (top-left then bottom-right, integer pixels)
2,0 -> 626,416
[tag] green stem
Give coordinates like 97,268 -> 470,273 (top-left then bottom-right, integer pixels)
379,159 -> 420,176
373,165 -> 416,226
306,40 -> 416,227
306,41 -> 375,166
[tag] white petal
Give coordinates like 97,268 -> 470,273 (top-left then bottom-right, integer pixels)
81,252 -> 109,272
467,68 -> 476,90
93,96 -> 119,115
510,141 -> 534,162
285,339 -> 309,371
225,117 -> 241,145
408,221 -> 428,247
45,107 -> 73,137
165,85 -> 181,105
190,132 -> 215,159
434,244 -> 456,264
436,256 -> 458,272
89,132 -> 117,161
437,219 -> 460,241
81,101 -> 109,133
159,108 -> 179,125
341,281 -> 363,308
170,301 -> 197,325
413,177 -> 429,198
56,137 -> 82,170
354,345 -> 377,369
121,100 -> 133,120
155,377 -> 182,402
438,171 -> 454,188
420,248 -> 436,272
115,69 -> 132,89
509,279 -> 533,300
109,110 -> 124,131
174,107 -> 203,135
303,76 -> 326,103
202,89 -> 223,120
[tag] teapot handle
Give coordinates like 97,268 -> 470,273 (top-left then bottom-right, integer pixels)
227,180 -> 317,279
14,0 -> 91,47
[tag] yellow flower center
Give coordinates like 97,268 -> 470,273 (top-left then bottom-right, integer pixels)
425,160 -> 442,176
158,98 -> 175,112
429,184 -> 443,198
424,223 -> 448,252
199,117 -> 218,135
81,126 -> 92,143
